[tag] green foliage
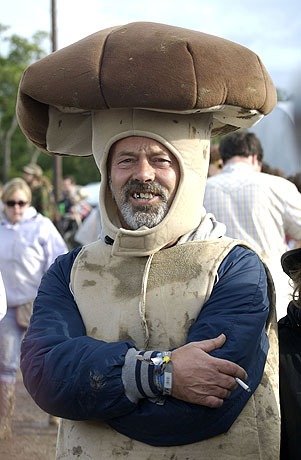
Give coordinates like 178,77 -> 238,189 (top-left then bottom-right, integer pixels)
0,25 -> 50,182
59,156 -> 101,185
0,24 -> 101,188
0,27 -> 48,123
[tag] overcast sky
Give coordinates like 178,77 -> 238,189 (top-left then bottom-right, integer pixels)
2,0 -> 301,94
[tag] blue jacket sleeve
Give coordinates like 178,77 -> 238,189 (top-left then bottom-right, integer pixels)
21,245 -> 269,446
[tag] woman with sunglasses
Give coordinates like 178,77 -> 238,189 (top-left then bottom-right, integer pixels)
0,177 -> 68,440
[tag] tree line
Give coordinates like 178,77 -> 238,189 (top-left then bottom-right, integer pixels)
0,24 -> 100,189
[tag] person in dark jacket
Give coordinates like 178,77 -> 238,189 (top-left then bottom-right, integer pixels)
279,248 -> 301,460
16,22 -> 280,460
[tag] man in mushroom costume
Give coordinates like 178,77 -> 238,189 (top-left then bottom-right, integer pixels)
17,23 -> 279,459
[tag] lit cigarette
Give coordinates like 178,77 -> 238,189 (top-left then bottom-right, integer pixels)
235,377 -> 251,392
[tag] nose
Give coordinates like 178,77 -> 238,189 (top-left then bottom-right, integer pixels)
132,158 -> 155,182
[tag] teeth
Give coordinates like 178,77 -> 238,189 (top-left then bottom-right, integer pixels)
133,192 -> 154,199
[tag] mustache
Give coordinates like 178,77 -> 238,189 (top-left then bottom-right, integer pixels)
122,180 -> 168,200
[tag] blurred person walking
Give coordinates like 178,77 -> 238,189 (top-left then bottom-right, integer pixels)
0,178 -> 67,440
22,163 -> 55,220
57,176 -> 79,214
57,176 -> 92,248
204,131 -> 301,319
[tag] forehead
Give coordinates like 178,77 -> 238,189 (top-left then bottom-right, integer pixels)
8,189 -> 28,199
109,136 -> 174,159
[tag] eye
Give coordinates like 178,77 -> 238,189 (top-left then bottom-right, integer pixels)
116,156 -> 136,167
152,157 -> 172,167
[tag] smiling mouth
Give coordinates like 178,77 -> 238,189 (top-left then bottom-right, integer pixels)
132,192 -> 157,200
123,180 -> 168,205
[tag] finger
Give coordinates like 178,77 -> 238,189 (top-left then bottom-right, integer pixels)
198,395 -> 225,409
217,372 -> 249,391
208,386 -> 232,400
196,333 -> 226,353
215,360 -> 248,382
191,383 -> 232,401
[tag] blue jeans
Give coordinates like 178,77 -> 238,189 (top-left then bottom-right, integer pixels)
0,308 -> 25,384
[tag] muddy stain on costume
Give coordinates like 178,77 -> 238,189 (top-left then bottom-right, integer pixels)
110,259 -> 146,300
112,439 -> 134,457
82,279 -> 96,287
72,445 -> 83,456
118,325 -> 136,343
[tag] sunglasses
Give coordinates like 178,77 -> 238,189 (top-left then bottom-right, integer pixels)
5,200 -> 28,207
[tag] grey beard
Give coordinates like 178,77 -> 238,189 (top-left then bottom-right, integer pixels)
110,180 -> 170,230
120,201 -> 168,229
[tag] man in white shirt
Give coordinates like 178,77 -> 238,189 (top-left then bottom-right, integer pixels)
204,131 -> 301,319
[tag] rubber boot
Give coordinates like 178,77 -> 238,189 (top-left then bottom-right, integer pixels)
0,382 -> 15,440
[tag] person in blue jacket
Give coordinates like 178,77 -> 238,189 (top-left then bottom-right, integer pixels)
17,22 -> 280,460
19,127 -> 279,459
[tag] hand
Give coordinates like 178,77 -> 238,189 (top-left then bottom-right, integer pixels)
171,334 -> 248,408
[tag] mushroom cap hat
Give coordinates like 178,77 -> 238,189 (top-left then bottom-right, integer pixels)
16,21 -> 277,157
16,22 -> 277,256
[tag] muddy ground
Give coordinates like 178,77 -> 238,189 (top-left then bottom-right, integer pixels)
0,369 -> 57,460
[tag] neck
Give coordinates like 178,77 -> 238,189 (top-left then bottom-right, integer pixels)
224,155 -> 259,170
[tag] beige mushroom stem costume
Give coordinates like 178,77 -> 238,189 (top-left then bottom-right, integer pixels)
16,22 -> 279,460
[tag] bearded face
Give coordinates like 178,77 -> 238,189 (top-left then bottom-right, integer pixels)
108,136 -> 180,231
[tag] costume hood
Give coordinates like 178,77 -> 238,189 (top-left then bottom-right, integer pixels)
94,109 -> 212,255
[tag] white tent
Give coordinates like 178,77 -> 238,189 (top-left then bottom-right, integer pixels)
249,101 -> 301,177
